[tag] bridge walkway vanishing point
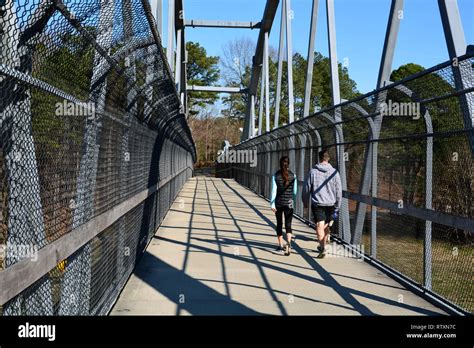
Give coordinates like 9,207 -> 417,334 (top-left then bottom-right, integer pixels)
111,176 -> 446,316
1,0 -> 472,318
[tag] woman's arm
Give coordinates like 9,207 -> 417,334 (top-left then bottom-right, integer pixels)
293,178 -> 298,202
270,175 -> 277,210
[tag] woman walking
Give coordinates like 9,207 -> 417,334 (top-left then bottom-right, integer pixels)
270,156 -> 297,256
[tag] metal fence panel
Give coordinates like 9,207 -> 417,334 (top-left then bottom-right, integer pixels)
0,0 -> 195,315
218,54 -> 474,314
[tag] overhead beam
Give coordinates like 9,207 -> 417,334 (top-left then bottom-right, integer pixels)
187,85 -> 247,94
185,19 -> 261,29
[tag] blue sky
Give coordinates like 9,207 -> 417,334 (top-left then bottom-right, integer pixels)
160,0 -> 474,95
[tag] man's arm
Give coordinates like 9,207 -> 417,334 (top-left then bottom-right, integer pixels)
334,171 -> 342,211
270,175 -> 277,210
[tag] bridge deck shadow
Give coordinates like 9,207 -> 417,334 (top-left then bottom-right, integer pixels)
110,177 -> 446,316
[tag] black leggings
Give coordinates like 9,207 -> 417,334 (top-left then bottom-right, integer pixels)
275,206 -> 293,237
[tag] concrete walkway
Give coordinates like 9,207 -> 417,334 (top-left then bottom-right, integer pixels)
111,177 -> 445,315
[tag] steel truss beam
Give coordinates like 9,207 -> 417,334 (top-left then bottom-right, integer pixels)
242,0 -> 280,140
438,0 -> 474,156
187,85 -> 246,94
303,0 -> 319,117
185,20 -> 261,29
150,0 -> 163,37
352,0 -> 404,247
174,0 -> 187,114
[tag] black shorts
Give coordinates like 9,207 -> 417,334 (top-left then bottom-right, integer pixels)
311,205 -> 335,223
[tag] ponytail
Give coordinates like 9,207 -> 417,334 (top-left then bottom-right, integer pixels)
280,156 -> 290,187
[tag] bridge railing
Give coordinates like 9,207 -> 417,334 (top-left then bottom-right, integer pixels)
217,54 -> 473,314
0,0 -> 195,315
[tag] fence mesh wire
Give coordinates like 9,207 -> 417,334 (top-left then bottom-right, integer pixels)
0,0 -> 195,315
218,55 -> 474,313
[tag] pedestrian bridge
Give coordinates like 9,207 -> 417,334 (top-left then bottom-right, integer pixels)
0,0 -> 472,316
111,177 -> 444,315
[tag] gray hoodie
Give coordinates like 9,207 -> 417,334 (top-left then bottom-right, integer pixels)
302,163 -> 342,209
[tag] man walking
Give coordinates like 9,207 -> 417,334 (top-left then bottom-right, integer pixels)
302,149 -> 342,258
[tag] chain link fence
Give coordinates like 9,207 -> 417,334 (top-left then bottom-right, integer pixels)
0,0 -> 195,315
217,54 -> 473,314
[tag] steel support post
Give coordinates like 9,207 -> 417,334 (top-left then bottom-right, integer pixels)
314,128 -> 322,154
326,0 -> 350,241
370,141 -> 377,257
298,134 -> 307,215
303,0 -> 319,117
335,124 -> 351,242
326,0 -> 340,105
286,0 -> 295,123
150,0 -> 163,37
288,134 -> 296,177
274,0 -> 286,128
258,71 -> 264,135
264,31 -> 270,132
145,45 -> 156,121
181,30 -> 187,113
265,144 -> 271,197
167,0 -> 175,75
250,94 -> 256,138
58,0 -> 115,315
175,28 -> 182,90
241,0 -> 279,141
353,0 -> 403,246
175,0 -> 186,109
376,0 -> 404,90
307,134 -> 314,219
438,0 -> 474,156
424,110 -> 433,290
242,98 -> 251,140
116,0 -> 142,300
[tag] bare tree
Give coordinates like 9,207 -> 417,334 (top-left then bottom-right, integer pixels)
221,37 -> 255,86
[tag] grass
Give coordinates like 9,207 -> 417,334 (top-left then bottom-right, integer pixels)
361,213 -> 473,313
